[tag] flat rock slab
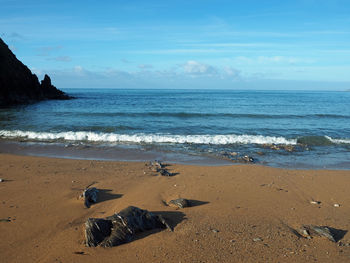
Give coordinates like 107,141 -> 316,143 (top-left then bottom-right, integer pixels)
85,206 -> 172,247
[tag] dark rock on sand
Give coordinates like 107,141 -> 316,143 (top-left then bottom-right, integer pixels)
158,168 -> 176,176
0,38 -> 71,107
147,160 -> 177,176
85,206 -> 172,247
168,198 -> 189,209
297,225 -> 347,242
81,187 -> 99,208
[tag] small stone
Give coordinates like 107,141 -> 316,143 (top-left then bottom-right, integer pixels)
299,225 -> 338,242
73,251 -> 85,255
301,229 -> 311,238
334,203 -> 340,207
241,155 -> 255,163
0,178 -> 4,182
253,237 -> 262,242
168,198 -> 189,209
82,187 -> 99,208
310,200 -> 321,205
211,229 -> 219,233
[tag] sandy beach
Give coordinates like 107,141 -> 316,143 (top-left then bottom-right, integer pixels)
1,153 -> 350,262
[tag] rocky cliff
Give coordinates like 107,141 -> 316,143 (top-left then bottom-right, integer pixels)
0,38 -> 71,107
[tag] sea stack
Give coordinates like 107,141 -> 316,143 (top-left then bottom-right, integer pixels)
0,38 -> 71,107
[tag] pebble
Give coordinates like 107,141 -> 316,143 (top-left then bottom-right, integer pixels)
253,237 -> 263,242
338,241 -> 350,247
0,179 -> 3,182
73,251 -> 85,255
211,229 -> 219,233
310,200 -> 321,205
334,203 -> 340,207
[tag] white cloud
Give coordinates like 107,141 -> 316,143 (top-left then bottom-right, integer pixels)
43,64 -> 350,91
184,42 -> 272,47
183,60 -> 217,76
234,56 -> 315,65
73,65 -> 87,76
223,66 -> 240,77
138,64 -> 153,69
30,67 -> 43,76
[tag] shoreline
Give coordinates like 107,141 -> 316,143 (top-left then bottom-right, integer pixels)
1,139 -> 350,170
0,140 -> 233,166
1,153 -> 350,262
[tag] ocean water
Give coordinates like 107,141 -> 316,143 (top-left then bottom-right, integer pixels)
1,89 -> 350,169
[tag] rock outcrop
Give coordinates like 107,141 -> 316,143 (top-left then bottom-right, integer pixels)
85,206 -> 172,247
0,38 -> 71,107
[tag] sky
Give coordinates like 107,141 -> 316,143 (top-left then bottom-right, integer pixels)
1,0 -> 350,90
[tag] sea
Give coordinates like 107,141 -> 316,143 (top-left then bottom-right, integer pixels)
1,89 -> 350,169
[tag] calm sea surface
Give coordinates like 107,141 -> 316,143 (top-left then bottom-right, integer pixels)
1,89 -> 350,169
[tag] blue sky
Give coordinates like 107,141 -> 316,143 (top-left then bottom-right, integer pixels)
1,0 -> 350,90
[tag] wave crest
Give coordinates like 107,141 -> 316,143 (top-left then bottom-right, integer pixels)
0,130 -> 296,145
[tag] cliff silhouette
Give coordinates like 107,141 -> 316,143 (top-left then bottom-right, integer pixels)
0,38 -> 71,107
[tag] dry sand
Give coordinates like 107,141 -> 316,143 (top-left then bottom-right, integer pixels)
1,153 -> 350,262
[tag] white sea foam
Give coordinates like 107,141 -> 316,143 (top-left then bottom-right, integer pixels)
325,136 -> 350,144
0,130 -> 298,145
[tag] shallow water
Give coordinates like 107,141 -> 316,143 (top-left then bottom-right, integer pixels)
0,89 -> 349,169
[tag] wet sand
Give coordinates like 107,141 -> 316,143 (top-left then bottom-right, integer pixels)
1,153 -> 350,262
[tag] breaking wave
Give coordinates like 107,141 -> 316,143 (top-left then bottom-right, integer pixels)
296,136 -> 350,146
0,130 -> 297,145
1,130 -> 349,146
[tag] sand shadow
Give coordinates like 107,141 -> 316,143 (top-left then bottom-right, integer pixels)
157,168 -> 179,177
164,172 -> 179,177
327,227 -> 347,242
188,199 -> 209,207
154,210 -> 187,229
161,163 -> 172,168
132,210 -> 186,241
98,189 -> 123,203
0,179 -> 14,182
